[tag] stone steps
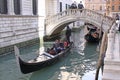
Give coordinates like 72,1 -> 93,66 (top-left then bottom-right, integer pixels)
104,65 -> 120,73
102,72 -> 120,80
104,60 -> 120,65
102,60 -> 120,80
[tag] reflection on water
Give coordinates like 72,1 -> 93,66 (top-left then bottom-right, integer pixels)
0,27 -> 99,80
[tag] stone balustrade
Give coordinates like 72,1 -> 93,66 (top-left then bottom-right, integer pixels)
102,21 -> 120,80
105,19 -> 120,60
105,21 -> 118,60
45,9 -> 115,35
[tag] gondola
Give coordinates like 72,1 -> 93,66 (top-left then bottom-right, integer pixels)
85,26 -> 100,43
84,32 -> 99,42
14,42 -> 73,74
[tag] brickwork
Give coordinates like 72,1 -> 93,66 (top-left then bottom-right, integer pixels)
106,0 -> 120,16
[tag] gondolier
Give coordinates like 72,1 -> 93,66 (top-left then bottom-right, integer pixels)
65,26 -> 71,44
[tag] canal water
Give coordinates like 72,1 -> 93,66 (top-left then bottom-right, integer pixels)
0,28 -> 99,80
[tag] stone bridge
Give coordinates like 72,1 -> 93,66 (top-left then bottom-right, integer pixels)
45,9 -> 115,35
45,9 -> 120,79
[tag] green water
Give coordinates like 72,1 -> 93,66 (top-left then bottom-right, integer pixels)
0,29 -> 99,80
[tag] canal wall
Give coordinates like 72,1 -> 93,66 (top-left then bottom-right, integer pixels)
0,15 -> 39,55
0,38 -> 39,55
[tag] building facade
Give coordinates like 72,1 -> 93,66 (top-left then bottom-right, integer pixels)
45,0 -> 73,17
0,0 -> 73,54
0,0 -> 39,54
85,0 -> 106,14
106,0 -> 120,17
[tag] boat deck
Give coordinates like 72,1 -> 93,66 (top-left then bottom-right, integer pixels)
28,52 -> 54,63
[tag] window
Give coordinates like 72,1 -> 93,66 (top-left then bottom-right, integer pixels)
107,0 -> 110,4
107,6 -> 110,11
32,0 -> 37,15
0,0 -> 7,14
60,2 -> 62,12
92,5 -> 94,10
14,0 -> 20,15
119,6 -> 120,11
112,6 -> 114,11
100,6 -> 102,10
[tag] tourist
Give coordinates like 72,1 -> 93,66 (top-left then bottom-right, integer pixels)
118,24 -> 120,31
59,40 -> 64,50
115,13 -> 120,31
48,48 -> 56,55
70,1 -> 77,9
52,39 -> 65,53
78,1 -> 84,12
78,1 -> 84,9
116,13 -> 119,20
64,40 -> 69,48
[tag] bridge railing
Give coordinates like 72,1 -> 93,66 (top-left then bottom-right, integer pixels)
105,21 -> 117,60
45,9 -> 114,28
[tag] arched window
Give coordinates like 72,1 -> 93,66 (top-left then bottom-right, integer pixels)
14,0 -> 20,15
32,0 -> 37,15
0,0 -> 7,14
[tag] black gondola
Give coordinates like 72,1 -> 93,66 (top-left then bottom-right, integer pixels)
14,42 -> 73,74
85,26 -> 100,43
85,33 -> 99,42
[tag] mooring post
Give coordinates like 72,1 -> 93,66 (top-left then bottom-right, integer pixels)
95,32 -> 107,80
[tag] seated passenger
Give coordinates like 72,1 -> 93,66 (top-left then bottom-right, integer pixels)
64,40 -> 69,48
92,32 -> 99,38
59,40 -> 64,50
48,48 -> 56,55
52,39 -> 61,53
46,48 -> 50,53
52,39 -> 66,53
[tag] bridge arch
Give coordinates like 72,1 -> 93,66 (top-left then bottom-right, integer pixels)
45,9 -> 115,35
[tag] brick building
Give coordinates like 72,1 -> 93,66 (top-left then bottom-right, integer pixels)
85,0 -> 106,14
106,0 -> 120,17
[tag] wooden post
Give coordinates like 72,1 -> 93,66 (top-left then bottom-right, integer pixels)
95,32 -> 107,80
99,19 -> 104,39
